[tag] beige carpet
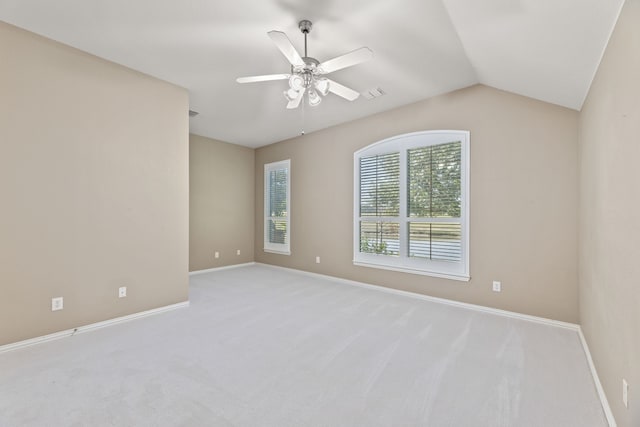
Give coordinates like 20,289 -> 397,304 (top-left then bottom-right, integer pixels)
0,264 -> 606,426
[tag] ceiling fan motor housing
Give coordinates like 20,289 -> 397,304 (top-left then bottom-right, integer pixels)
294,56 -> 320,74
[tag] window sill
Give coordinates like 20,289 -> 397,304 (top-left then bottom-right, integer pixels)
264,249 -> 291,256
353,261 -> 470,282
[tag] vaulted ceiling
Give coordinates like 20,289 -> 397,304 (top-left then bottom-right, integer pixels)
0,0 -> 625,147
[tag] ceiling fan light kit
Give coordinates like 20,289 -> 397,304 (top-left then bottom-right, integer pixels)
236,20 -> 373,109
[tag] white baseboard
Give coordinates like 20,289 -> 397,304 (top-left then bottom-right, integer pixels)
0,301 -> 189,354
189,262 -> 256,276
578,327 -> 617,427
5,262 -> 614,426
257,263 -> 579,330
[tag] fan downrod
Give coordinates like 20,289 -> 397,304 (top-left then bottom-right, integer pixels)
298,20 -> 313,60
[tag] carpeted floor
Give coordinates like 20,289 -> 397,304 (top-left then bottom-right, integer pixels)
0,264 -> 606,426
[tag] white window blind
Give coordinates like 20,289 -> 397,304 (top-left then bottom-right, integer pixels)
407,142 -> 462,262
264,159 -> 290,254
359,152 -> 400,255
353,131 -> 469,280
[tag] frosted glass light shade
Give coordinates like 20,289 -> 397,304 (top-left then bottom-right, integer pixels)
289,74 -> 305,91
308,89 -> 322,107
315,78 -> 330,96
284,88 -> 299,101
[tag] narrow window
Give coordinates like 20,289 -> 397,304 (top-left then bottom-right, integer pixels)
264,159 -> 290,255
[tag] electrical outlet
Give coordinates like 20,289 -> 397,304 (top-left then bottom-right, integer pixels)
623,378 -> 629,408
214,251 -> 219,259
237,249 -> 241,256
118,286 -> 127,298
316,256 -> 321,264
51,297 -> 64,311
492,281 -> 501,292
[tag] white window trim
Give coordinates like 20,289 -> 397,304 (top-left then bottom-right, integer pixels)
264,159 -> 291,255
353,130 -> 470,281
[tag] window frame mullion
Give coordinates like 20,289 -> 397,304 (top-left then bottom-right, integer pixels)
399,149 -> 407,259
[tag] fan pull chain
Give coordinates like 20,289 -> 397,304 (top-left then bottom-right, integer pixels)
301,98 -> 306,135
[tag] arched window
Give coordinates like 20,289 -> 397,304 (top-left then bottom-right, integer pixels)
353,131 -> 469,280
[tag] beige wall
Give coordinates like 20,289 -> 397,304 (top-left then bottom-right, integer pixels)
255,84 -> 579,323
189,134 -> 254,271
0,22 -> 189,346
579,0 -> 640,425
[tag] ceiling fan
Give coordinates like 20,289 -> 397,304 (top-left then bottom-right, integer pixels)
236,20 -> 373,109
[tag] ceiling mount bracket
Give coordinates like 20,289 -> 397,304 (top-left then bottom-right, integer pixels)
298,20 -> 312,34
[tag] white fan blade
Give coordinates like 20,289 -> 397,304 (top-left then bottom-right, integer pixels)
326,79 -> 360,101
286,89 -> 304,109
268,31 -> 305,67
236,74 -> 289,83
319,47 -> 373,74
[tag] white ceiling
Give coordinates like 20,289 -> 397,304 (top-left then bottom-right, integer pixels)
0,0 -> 624,148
